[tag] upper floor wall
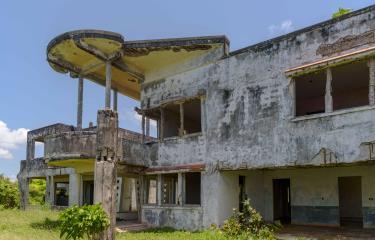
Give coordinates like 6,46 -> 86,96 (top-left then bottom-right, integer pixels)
140,5 -> 375,169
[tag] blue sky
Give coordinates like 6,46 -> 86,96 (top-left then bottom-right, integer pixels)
0,0 -> 373,179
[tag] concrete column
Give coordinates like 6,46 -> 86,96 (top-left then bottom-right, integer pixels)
94,109 -> 119,240
141,112 -> 145,144
113,90 -> 118,111
177,172 -> 184,205
160,108 -> 164,141
157,174 -> 162,205
368,59 -> 375,105
105,61 -> 112,109
26,138 -> 35,161
325,68 -> 333,113
18,177 -> 29,210
77,77 -> 84,130
145,118 -> 150,137
179,103 -> 184,136
69,173 -> 81,206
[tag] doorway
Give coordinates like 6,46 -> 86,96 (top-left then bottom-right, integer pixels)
273,178 -> 291,224
82,180 -> 94,205
239,176 -> 246,212
338,176 -> 363,227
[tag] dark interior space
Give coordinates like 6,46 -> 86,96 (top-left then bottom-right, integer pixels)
55,182 -> 69,206
183,99 -> 202,134
185,172 -> 201,205
339,176 -> 363,227
332,61 -> 369,111
163,104 -> 180,138
273,178 -> 291,224
239,176 -> 246,212
295,71 -> 326,116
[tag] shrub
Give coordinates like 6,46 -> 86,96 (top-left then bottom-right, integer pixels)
29,179 -> 46,205
222,199 -> 277,240
59,204 -> 110,240
0,174 -> 19,209
332,8 -> 351,18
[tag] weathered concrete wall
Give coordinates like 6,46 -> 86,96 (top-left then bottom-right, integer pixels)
230,166 -> 375,228
140,6 -> 375,169
142,205 -> 203,230
44,131 -> 97,160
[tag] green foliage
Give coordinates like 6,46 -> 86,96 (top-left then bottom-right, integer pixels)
222,199 -> 277,240
59,204 -> 110,240
332,8 -> 351,18
29,179 -> 46,205
0,174 -> 19,209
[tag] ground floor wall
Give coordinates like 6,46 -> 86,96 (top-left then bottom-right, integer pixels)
242,165 -> 375,228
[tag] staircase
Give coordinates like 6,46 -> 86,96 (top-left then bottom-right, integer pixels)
116,221 -> 150,233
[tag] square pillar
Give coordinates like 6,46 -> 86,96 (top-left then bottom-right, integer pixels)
18,177 -> 29,210
325,68 -> 333,113
69,173 -> 81,206
45,175 -> 55,206
77,77 -> 84,130
368,58 -> 375,105
94,109 -> 119,240
177,172 -> 184,205
157,174 -> 162,205
26,138 -> 35,161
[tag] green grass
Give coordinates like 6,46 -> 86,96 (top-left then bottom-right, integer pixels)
0,208 -> 60,240
0,208 -> 227,240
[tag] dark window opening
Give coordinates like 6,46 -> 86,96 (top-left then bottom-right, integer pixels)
144,175 -> 157,204
185,172 -> 201,205
163,104 -> 180,138
332,60 -> 369,111
82,180 -> 94,205
295,71 -> 326,116
162,174 -> 178,205
183,99 -> 202,135
55,182 -> 69,206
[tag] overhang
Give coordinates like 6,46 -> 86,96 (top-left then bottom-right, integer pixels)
47,30 -> 229,100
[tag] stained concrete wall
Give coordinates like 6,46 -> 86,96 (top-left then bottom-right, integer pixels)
234,165 -> 375,228
140,6 -> 375,170
142,205 -> 203,230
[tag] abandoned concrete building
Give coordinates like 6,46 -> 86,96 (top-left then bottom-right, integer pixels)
18,4 -> 375,232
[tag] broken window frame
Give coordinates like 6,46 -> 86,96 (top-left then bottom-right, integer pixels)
143,175 -> 158,205
292,57 -> 375,118
139,96 -> 204,142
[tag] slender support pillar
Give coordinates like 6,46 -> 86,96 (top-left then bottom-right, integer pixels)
69,173 -> 81,206
26,138 -> 35,161
77,77 -> 84,130
368,59 -> 375,105
177,172 -> 183,205
325,68 -> 333,113
94,109 -> 118,240
179,103 -> 184,136
157,174 -> 162,205
105,61 -> 112,109
141,112 -> 145,144
145,118 -> 150,137
160,109 -> 164,141
113,90 -> 118,111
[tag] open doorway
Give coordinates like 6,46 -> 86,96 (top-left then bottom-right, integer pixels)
82,180 -> 94,205
273,179 -> 291,224
338,176 -> 363,227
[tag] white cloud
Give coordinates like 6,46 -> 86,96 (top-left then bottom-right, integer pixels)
0,121 -> 29,160
268,19 -> 294,36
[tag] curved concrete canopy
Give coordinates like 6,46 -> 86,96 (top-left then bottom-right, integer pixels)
47,30 -> 229,100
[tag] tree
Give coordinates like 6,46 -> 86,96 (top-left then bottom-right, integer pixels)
332,8 -> 351,19
0,174 -> 19,209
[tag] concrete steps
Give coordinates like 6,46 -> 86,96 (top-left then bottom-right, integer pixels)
116,221 -> 150,233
